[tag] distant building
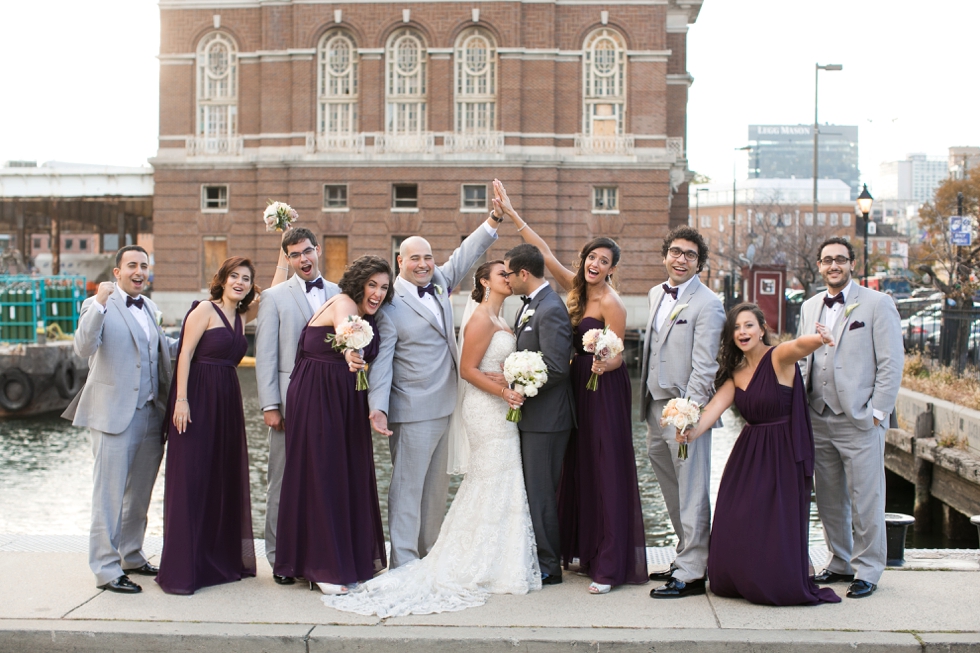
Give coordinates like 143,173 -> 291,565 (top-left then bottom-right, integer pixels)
747,124 -> 860,200
877,154 -> 947,204
948,146 -> 980,180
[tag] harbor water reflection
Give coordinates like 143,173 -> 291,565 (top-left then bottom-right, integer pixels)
0,367 -> 826,548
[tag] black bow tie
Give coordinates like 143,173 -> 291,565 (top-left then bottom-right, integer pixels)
662,284 -> 678,300
305,278 -> 324,293
521,295 -> 532,306
126,296 -> 144,310
418,284 -> 435,298
823,293 -> 845,308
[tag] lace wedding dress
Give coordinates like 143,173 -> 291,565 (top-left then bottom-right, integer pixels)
322,330 -> 541,617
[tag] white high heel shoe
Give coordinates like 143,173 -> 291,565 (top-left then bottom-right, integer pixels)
588,582 -> 611,595
312,581 -> 349,595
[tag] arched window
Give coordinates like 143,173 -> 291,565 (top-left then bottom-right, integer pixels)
318,31 -> 358,138
454,28 -> 497,133
386,29 -> 427,134
196,32 -> 238,151
582,28 -> 626,136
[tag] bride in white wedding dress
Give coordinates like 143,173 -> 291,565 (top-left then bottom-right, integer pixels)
322,260 -> 541,617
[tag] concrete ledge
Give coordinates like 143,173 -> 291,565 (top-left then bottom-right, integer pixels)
897,386 -> 980,455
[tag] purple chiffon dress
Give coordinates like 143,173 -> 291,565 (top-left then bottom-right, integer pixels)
707,348 -> 840,605
157,301 -> 256,595
558,317 -> 648,586
273,318 -> 387,585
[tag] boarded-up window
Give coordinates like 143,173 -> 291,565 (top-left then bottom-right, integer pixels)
321,236 -> 348,283
202,236 -> 228,289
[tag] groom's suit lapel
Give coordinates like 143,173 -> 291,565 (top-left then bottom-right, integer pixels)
395,276 -> 446,336
659,277 -> 700,342
831,281 -> 860,351
109,291 -> 143,351
286,274 -> 315,322
516,284 -> 553,348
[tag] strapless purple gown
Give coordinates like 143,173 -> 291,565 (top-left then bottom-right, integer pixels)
157,301 -> 256,595
558,317 -> 648,586
274,318 -> 386,584
708,348 -> 840,605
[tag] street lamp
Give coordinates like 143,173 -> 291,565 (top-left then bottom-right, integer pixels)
694,187 -> 709,227
730,145 -> 753,309
813,63 -> 843,225
857,183 -> 874,286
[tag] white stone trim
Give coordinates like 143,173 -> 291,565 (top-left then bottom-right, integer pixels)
164,131 -> 669,142
159,54 -> 195,65
162,0 -> 668,7
666,73 -> 694,86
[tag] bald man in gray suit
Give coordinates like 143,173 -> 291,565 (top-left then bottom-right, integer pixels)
641,226 -> 725,599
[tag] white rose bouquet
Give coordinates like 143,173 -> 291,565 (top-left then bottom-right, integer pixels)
502,350 -> 549,422
660,397 -> 702,460
326,315 -> 374,391
581,326 -> 624,391
263,200 -> 298,232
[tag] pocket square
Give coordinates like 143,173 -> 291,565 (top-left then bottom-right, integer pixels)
523,326 -> 533,332
848,321 -> 865,331
675,319 -> 688,325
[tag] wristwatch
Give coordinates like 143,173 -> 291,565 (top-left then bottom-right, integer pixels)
489,210 -> 503,224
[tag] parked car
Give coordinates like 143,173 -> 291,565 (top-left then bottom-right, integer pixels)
902,303 -> 943,352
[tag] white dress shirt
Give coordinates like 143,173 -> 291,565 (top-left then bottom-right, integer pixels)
516,281 -> 549,327
654,277 -> 696,331
303,276 -> 327,314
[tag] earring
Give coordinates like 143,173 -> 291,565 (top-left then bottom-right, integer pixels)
483,286 -> 490,302
759,335 -> 763,340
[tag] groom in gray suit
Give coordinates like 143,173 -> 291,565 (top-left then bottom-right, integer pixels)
63,246 -> 178,593
368,216 -> 499,568
505,243 -> 575,584
641,226 -> 725,599
254,228 -> 339,582
798,237 -> 903,599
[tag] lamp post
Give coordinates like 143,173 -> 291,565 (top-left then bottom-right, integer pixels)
694,187 -> 709,227
857,184 -> 874,286
730,145 -> 753,309
813,63 -> 843,225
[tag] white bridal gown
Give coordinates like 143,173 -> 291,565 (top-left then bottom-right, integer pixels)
322,331 -> 541,617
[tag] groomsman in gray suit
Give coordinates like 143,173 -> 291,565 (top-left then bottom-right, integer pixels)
368,215 -> 499,569
254,228 -> 339,582
641,226 -> 725,598
63,246 -> 178,593
505,243 -> 575,584
798,237 -> 903,599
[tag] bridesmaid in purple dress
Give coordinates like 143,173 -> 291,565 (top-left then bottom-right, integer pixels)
274,256 -> 392,595
158,254 -> 286,595
678,303 -> 841,606
494,180 -> 647,595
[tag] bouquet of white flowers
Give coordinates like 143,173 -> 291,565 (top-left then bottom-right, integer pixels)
581,326 -> 624,391
502,350 -> 549,422
326,315 -> 374,391
660,397 -> 702,460
263,200 -> 298,232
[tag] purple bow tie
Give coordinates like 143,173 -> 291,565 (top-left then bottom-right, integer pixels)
823,293 -> 844,309
126,295 -> 144,310
418,284 -> 435,298
305,278 -> 324,293
662,284 -> 678,300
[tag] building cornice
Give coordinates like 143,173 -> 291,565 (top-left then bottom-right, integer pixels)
160,46 -> 671,62
666,73 -> 694,86
160,0 -> 669,8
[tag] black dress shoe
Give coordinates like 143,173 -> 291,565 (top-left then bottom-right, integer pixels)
846,580 -> 877,598
122,563 -> 159,576
649,566 -> 676,581
650,577 -> 706,599
273,574 -> 296,585
98,575 -> 142,594
812,569 -> 855,584
541,574 -> 563,585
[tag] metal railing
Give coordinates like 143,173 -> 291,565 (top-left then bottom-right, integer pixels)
443,131 -> 505,153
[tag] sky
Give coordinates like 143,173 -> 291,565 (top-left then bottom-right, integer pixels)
1,0 -> 978,193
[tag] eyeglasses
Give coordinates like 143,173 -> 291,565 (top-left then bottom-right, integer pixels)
667,247 -> 699,262
501,271 -> 517,278
818,256 -> 851,266
286,247 -> 316,261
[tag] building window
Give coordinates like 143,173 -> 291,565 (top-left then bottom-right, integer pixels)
318,31 -> 358,138
386,29 -> 427,134
700,214 -> 711,228
321,236 -> 348,282
830,212 -> 839,226
582,28 -> 626,136
593,187 -> 618,212
392,184 -> 418,209
804,212 -> 814,226
817,212 -> 826,226
196,32 -> 238,144
454,28 -> 497,133
843,213 -> 852,227
461,184 -> 487,210
782,213 -> 792,226
202,236 -> 228,290
64,239 -> 73,251
33,238 -> 41,249
201,184 -> 229,211
79,239 -> 88,251
323,184 -> 348,210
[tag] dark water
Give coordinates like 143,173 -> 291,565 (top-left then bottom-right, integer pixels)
0,368 -> 837,549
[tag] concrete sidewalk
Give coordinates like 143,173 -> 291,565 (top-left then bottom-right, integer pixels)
0,543 -> 978,652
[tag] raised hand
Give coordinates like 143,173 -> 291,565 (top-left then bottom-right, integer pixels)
815,321 -> 835,347
95,281 -> 115,307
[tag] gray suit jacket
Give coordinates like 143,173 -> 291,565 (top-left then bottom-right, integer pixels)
368,225 -> 497,423
798,281 -> 904,430
62,292 -> 178,434
513,283 -> 575,433
254,274 -> 341,413
639,276 -> 726,416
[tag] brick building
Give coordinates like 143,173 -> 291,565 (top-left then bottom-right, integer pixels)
151,0 -> 701,321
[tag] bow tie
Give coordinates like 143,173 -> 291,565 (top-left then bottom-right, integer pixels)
520,295 -> 532,306
126,295 -> 144,310
305,278 -> 324,293
662,284 -> 678,300
418,284 -> 435,298
823,293 -> 845,309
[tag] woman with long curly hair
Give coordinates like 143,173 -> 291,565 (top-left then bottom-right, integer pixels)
492,179 -> 647,595
675,303 -> 841,606
274,255 -> 393,595
158,251 -> 288,595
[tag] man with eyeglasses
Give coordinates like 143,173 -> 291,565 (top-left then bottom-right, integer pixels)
797,237 -> 902,599
254,227 -> 340,583
640,226 -> 725,598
